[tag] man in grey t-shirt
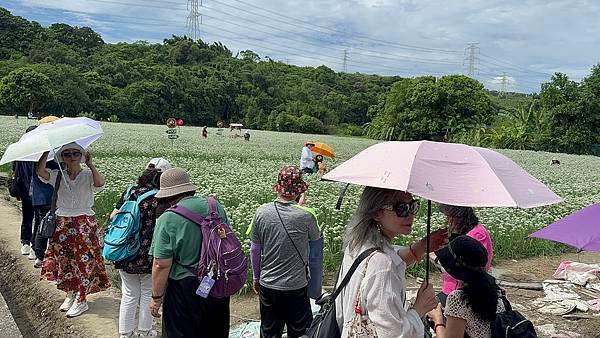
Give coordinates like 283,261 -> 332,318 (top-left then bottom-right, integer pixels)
250,165 -> 319,338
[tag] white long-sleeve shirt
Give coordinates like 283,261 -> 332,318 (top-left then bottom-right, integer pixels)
300,146 -> 314,170
335,242 -> 424,338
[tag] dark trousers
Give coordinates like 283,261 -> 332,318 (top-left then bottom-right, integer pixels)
162,277 -> 230,338
32,205 -> 51,259
20,198 -> 34,245
259,286 -> 312,338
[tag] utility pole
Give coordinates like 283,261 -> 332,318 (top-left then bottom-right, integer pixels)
464,42 -> 479,77
187,0 -> 202,40
342,49 -> 348,73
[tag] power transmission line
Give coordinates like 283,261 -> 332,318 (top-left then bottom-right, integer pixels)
216,0 -> 462,54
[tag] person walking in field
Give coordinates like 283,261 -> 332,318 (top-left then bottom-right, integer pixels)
37,143 -> 110,318
250,165 -> 320,338
299,142 -> 316,174
149,168 -> 231,338
110,158 -> 171,338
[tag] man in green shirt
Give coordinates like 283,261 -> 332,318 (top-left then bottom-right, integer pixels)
149,168 -> 230,338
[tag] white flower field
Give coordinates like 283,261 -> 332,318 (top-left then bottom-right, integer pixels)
2,116 -> 599,270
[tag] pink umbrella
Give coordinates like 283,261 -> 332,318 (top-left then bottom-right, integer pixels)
323,141 -> 561,208
323,141 -> 562,282
530,203 -> 600,252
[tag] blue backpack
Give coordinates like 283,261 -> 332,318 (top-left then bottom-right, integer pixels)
103,187 -> 157,262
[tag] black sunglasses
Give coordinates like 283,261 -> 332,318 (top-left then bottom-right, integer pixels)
381,199 -> 420,217
62,151 -> 82,158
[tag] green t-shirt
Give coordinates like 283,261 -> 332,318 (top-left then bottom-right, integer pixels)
150,196 -> 229,280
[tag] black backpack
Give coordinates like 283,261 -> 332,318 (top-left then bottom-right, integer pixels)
491,297 -> 538,338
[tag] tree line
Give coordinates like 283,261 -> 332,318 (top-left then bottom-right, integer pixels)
0,8 -> 598,154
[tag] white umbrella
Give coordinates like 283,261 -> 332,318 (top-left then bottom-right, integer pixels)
0,117 -> 103,165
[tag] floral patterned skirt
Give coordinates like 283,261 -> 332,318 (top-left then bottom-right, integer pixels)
41,215 -> 110,297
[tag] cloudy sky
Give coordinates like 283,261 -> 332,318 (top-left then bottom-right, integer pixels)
2,0 -> 599,93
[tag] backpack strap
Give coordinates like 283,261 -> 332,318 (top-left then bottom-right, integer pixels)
167,204 -> 211,227
136,189 -> 158,203
124,185 -> 135,201
330,248 -> 378,302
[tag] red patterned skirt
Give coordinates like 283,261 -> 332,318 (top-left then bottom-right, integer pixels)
41,215 -> 110,297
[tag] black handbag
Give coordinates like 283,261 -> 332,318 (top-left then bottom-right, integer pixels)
39,171 -> 62,239
303,247 -> 378,338
8,176 -> 23,198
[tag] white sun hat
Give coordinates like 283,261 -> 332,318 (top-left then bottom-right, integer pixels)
146,158 -> 172,172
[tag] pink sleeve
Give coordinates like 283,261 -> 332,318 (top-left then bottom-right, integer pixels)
467,224 -> 494,271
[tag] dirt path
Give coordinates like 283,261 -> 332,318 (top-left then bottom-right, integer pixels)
0,195 -> 122,337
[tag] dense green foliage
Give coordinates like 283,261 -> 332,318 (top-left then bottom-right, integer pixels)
0,8 -> 397,134
0,8 -> 598,153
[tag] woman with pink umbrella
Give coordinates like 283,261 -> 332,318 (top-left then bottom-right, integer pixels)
334,187 -> 447,337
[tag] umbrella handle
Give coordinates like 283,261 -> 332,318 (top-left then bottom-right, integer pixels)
335,183 -> 350,210
424,200 -> 432,338
425,200 -> 432,286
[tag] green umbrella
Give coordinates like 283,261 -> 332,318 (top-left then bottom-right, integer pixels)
0,123 -> 102,165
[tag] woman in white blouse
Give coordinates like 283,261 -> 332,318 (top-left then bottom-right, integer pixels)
335,187 -> 447,337
37,143 -> 110,318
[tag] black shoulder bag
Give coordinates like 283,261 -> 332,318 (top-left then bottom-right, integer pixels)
274,201 -> 310,281
39,171 -> 62,239
303,247 -> 378,338
8,165 -> 24,198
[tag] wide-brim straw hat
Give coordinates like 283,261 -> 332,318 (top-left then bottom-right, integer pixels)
156,167 -> 198,198
273,165 -> 308,198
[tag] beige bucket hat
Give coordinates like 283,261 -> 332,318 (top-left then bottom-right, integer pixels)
155,167 -> 198,198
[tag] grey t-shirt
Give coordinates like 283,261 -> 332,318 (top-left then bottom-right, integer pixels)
251,200 -> 320,290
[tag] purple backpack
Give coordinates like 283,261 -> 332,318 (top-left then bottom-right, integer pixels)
168,197 -> 247,298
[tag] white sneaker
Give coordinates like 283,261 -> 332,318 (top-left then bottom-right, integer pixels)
59,292 -> 75,311
28,249 -> 36,260
66,300 -> 88,318
34,258 -> 43,268
21,244 -> 31,255
138,330 -> 157,338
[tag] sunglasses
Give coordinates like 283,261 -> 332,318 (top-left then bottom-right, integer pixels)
381,199 -> 420,217
62,151 -> 82,158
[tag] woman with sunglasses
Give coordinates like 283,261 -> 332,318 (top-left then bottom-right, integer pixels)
334,187 -> 448,337
37,143 -> 110,318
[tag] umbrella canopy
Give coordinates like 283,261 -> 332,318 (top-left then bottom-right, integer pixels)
322,140 -> 561,208
39,115 -> 59,124
311,142 -> 335,158
0,117 -> 103,165
530,203 -> 600,252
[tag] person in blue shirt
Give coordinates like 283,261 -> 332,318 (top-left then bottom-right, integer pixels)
30,157 -> 59,267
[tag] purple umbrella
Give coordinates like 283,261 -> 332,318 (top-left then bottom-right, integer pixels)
530,203 -> 600,252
